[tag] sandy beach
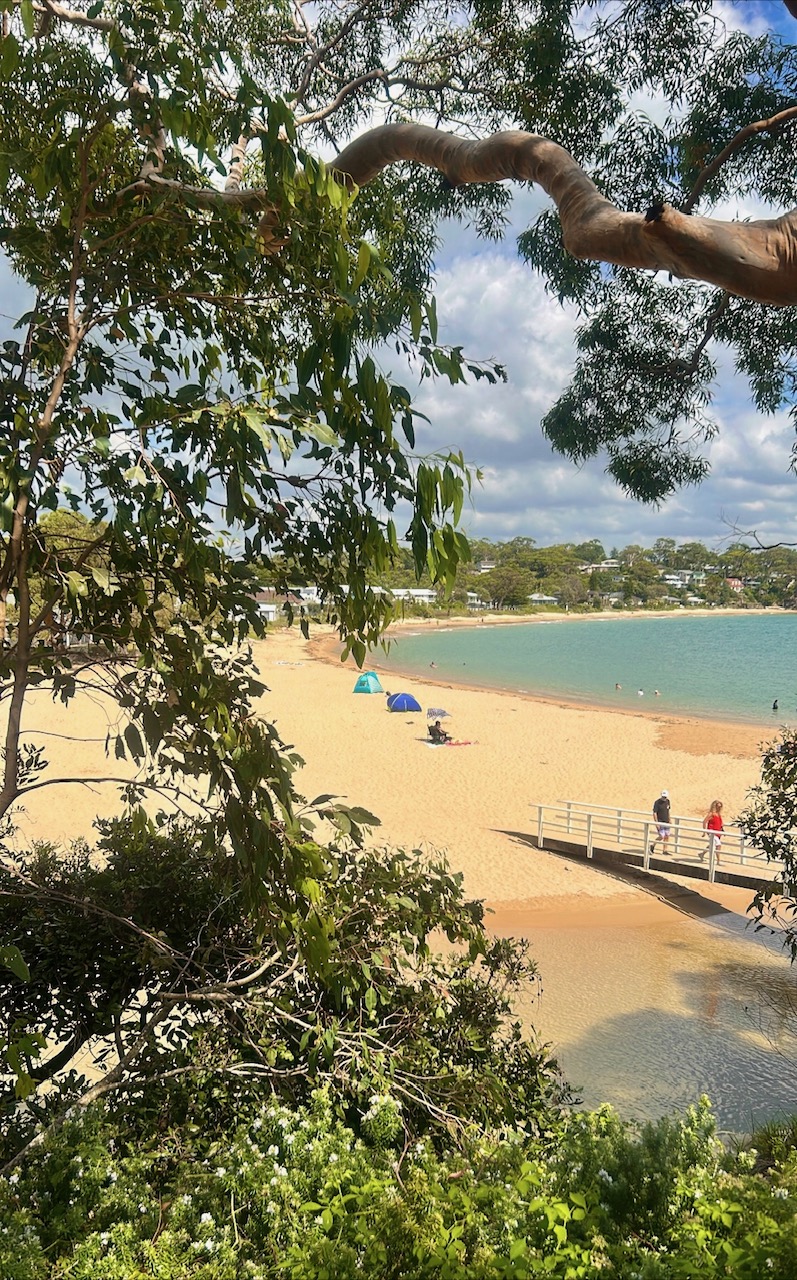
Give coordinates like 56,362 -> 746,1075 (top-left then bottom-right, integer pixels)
267,622 -> 768,914
5,615 -> 774,924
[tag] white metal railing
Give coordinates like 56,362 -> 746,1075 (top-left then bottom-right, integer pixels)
529,800 -> 783,884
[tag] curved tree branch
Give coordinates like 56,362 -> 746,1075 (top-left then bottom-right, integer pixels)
682,105 -> 797,214
332,123 -> 797,307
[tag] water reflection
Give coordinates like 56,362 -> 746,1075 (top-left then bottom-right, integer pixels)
499,914 -> 797,1134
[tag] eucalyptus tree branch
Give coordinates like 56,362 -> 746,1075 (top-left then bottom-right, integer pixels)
332,123 -> 797,306
681,104 -> 797,214
225,134 -> 250,192
0,999 -> 175,1177
295,68 -> 389,126
24,525 -> 113,645
24,0 -> 114,31
0,876 -> 194,971
635,293 -> 731,379
20,0 -> 167,179
290,0 -> 373,107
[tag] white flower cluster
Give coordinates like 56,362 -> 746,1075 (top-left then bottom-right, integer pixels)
363,1093 -> 402,1122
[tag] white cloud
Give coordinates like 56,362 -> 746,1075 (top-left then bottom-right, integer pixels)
404,191 -> 797,552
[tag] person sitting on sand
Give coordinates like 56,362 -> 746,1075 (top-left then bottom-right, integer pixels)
428,720 -> 451,744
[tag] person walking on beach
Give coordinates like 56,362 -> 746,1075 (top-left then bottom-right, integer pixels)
701,799 -> 724,864
650,789 -> 671,856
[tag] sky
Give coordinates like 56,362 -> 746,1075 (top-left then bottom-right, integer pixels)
3,0 -> 797,557
401,0 -> 797,554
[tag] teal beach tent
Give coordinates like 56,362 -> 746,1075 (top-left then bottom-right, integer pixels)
353,671 -> 383,694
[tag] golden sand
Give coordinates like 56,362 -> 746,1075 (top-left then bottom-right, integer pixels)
5,617 -> 772,923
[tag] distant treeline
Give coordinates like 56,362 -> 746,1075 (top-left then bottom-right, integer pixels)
363,536 -> 797,612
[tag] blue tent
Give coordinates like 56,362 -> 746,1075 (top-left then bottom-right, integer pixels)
386,692 -> 422,713
353,670 -> 383,694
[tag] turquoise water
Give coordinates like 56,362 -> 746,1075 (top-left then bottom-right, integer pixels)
379,613 -> 797,724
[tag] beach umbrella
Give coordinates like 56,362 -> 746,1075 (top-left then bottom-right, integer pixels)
386,692 -> 422,713
352,671 -> 383,693
426,707 -> 451,719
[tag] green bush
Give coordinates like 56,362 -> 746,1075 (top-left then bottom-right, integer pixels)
3,1091 -> 797,1278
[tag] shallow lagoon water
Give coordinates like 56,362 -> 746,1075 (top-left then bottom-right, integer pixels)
380,613 -> 797,724
498,909 -> 797,1134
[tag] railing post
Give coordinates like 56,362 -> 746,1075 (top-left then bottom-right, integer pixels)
586,813 -> 593,859
643,821 -> 651,870
739,833 -> 747,865
707,831 -> 717,882
537,804 -> 545,849
566,801 -> 573,834
673,816 -> 681,860
617,808 -> 623,843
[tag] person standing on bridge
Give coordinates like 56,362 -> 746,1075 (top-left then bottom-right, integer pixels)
701,799 -> 724,865
649,789 -> 671,856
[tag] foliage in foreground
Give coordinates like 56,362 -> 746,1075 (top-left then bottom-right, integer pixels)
2,1089 -> 797,1279
738,726 -> 797,961
0,819 -> 564,1157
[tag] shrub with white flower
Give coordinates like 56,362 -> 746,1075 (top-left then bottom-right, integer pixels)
360,1092 -> 404,1149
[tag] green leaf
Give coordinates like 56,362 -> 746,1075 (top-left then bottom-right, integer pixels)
0,30 -> 19,79
66,570 -> 88,598
0,945 -> 30,982
124,724 -> 144,759
302,420 -> 338,447
19,0 -> 34,37
352,239 -> 371,289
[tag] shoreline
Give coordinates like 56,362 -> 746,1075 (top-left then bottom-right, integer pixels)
306,621 -> 773,760
253,627 -> 766,913
3,619 -> 772,927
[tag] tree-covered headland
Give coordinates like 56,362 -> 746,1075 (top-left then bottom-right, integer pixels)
4,1 -> 797,1274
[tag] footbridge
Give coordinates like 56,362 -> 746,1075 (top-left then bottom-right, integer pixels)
528,800 -> 786,892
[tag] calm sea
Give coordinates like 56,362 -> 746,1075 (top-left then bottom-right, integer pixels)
379,613 -> 797,725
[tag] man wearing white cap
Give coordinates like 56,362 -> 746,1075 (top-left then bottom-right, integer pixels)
650,789 -> 671,856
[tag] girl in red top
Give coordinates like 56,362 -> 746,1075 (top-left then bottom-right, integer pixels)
702,799 -> 724,864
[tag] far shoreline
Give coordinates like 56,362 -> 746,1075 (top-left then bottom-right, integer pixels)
305,608 -> 783,746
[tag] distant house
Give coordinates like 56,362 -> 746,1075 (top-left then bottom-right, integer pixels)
529,592 -> 559,604
253,588 -> 303,622
477,560 -> 497,574
295,584 -> 323,605
466,592 -> 487,610
389,587 -> 438,604
725,578 -> 744,593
